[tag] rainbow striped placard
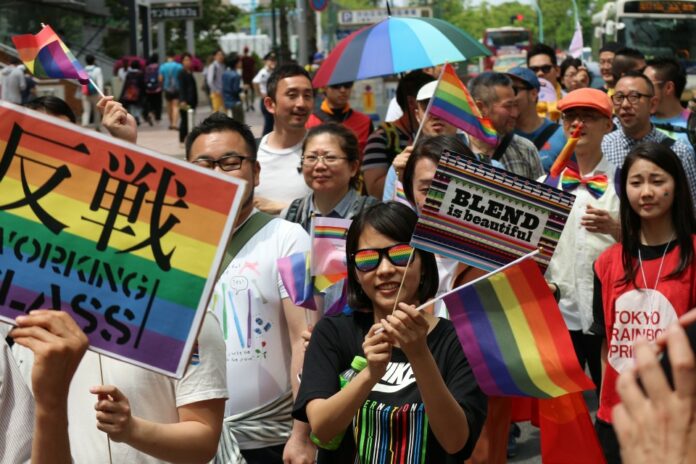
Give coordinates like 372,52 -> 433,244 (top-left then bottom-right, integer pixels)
430,63 -> 497,146
12,25 -> 89,84
310,217 -> 351,292
0,102 -> 244,378
410,150 -> 575,272
444,257 -> 594,397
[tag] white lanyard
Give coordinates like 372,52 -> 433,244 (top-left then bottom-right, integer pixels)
637,237 -> 673,312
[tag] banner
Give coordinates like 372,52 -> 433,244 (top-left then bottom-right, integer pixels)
0,102 -> 245,378
411,150 -> 575,272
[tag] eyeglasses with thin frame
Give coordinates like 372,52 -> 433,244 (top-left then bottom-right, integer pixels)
561,111 -> 604,124
302,153 -> 349,166
529,65 -> 553,74
351,243 -> 413,273
191,153 -> 255,172
611,92 -> 653,106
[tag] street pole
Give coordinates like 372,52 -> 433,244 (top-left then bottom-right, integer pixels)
251,0 -> 257,35
532,0 -> 544,43
571,0 -> 580,26
296,0 -> 308,65
271,0 -> 278,52
128,0 -> 137,55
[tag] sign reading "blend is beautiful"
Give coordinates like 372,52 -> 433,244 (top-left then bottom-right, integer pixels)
411,151 -> 575,272
0,102 -> 245,378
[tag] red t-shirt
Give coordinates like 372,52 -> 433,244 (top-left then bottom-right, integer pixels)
593,235 -> 696,422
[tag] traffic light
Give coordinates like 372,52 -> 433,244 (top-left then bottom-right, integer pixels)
510,14 -> 524,24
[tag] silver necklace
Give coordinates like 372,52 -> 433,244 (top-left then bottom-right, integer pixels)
637,235 -> 674,311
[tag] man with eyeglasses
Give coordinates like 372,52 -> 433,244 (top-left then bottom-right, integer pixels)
527,43 -> 563,122
186,113 -> 318,464
307,81 -> 374,155
601,71 -> 696,204
544,88 -> 620,404
644,57 -> 693,147
507,67 -> 566,172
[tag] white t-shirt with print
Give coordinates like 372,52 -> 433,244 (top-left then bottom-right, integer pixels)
255,133 -> 311,204
12,312 -> 228,464
210,214 -> 310,448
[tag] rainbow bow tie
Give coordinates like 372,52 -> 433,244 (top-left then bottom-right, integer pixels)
561,167 -> 608,199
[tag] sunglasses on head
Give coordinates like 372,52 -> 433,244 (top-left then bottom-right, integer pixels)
351,243 -> 413,272
329,82 -> 354,90
529,65 -> 553,74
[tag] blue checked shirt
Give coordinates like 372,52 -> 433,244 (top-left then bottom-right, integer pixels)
601,126 -> 696,205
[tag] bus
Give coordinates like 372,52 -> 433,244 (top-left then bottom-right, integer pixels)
482,26 -> 532,70
592,0 -> 696,65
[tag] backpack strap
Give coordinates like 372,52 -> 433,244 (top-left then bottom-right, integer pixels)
216,212 -> 274,280
532,123 -> 560,150
284,197 -> 305,224
492,133 -> 514,161
660,137 -> 676,149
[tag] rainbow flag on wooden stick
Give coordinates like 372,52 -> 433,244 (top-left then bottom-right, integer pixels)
429,63 -> 498,146
443,256 -> 594,398
12,24 -> 89,84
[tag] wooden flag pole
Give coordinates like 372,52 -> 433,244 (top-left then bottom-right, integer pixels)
97,354 -> 114,464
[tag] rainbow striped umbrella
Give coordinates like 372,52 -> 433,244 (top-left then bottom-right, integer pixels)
312,16 -> 490,88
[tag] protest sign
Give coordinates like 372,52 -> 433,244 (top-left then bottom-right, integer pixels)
0,102 -> 245,378
411,150 -> 575,272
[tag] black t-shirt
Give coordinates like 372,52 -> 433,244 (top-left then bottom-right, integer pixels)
293,311 -> 487,464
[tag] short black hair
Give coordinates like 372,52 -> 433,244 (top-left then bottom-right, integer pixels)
468,71 -> 512,104
86,54 -> 96,65
396,70 -> 434,112
616,47 -> 645,61
181,52 -> 192,62
345,202 -> 439,310
266,63 -> 312,101
25,96 -> 76,123
527,43 -> 557,66
148,53 -> 159,64
225,52 -> 239,69
599,42 -> 621,55
560,57 -> 582,81
403,135 -> 473,206
617,70 -> 655,95
646,57 -> 687,99
185,112 -> 257,160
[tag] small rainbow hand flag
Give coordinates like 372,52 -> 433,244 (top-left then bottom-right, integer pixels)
277,252 -> 317,311
430,63 -> 498,146
311,217 -> 351,292
12,24 -> 89,84
444,257 -> 594,398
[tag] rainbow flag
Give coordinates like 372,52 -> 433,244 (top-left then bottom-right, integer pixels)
0,103 -> 244,378
12,25 -> 89,84
443,257 -> 594,398
311,217 -> 351,292
322,279 -> 348,317
277,252 -> 317,311
430,63 -> 498,146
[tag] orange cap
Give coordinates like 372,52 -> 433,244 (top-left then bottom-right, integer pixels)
557,88 -> 613,119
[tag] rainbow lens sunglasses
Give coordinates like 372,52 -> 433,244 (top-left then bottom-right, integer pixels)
351,243 -> 414,272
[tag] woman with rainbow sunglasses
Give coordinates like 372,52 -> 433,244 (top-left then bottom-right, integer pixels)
292,202 -> 487,464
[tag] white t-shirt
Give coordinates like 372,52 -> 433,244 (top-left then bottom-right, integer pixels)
252,66 -> 272,96
256,133 -> 311,204
209,214 -> 310,449
13,312 -> 228,464
0,325 -> 32,464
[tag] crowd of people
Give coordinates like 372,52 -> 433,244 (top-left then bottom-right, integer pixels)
1,40 -> 696,464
